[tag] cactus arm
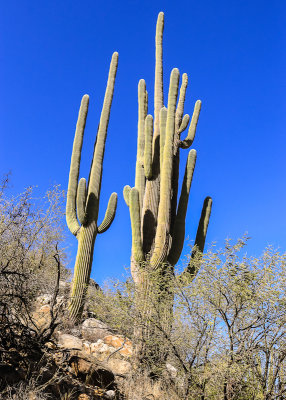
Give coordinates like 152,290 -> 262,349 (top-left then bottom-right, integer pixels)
180,100 -> 201,149
154,11 -> 164,146
192,196 -> 212,256
145,89 -> 148,115
66,95 -> 89,236
76,178 -> 87,225
135,79 -> 147,212
178,114 -> 190,135
130,188 -> 144,262
175,73 -> 188,130
144,115 -> 153,179
150,68 -> 180,268
87,52 -> 118,221
123,185 -> 131,207
97,192 -> 117,233
179,196 -> 212,282
168,149 -> 197,266
159,107 -> 167,173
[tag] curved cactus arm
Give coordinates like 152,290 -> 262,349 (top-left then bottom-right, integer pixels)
97,192 -> 118,233
144,115 -> 153,179
66,95 -> 89,236
135,79 -> 147,212
180,100 -> 201,149
87,52 -> 118,221
130,188 -> 144,263
168,149 -> 197,266
123,185 -> 131,207
76,178 -> 87,225
150,68 -> 180,269
175,73 -> 188,130
178,114 -> 190,135
179,196 -> 212,282
159,107 -> 167,173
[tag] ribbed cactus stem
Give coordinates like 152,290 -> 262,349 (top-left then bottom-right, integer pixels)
123,185 -> 131,207
178,114 -> 190,134
192,196 -> 212,255
144,115 -> 153,179
159,107 -> 167,173
154,11 -> 164,141
87,52 -> 118,220
66,95 -> 89,236
76,178 -> 87,225
168,149 -> 197,265
180,100 -> 202,149
150,68 -> 180,268
180,196 -> 212,282
97,192 -> 118,233
130,188 -> 144,262
135,79 -> 147,211
176,73 -> 188,130
69,221 -> 97,322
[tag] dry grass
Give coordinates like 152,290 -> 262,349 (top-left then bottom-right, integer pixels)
117,372 -> 183,400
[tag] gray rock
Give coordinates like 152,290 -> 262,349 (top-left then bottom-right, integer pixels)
58,333 -> 83,350
81,318 -> 112,341
104,390 -> 116,399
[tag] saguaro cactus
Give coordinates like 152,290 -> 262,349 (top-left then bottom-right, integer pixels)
124,13 -> 212,369
66,52 -> 118,323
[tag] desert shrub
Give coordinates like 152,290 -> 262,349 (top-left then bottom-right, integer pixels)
88,237 -> 286,399
0,176 -> 68,394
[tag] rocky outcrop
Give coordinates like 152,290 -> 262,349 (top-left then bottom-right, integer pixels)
56,331 -> 132,377
81,318 -> 113,341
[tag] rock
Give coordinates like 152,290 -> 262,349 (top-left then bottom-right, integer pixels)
166,362 -> 177,378
103,335 -> 132,357
82,342 -> 91,354
35,294 -> 52,305
58,333 -> 83,350
69,355 -> 115,388
90,340 -> 112,361
104,390 -> 116,399
78,394 -> 91,400
105,358 -> 131,375
31,304 -> 51,329
103,335 -> 132,348
81,318 -> 112,341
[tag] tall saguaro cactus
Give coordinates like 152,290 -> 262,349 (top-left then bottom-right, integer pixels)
67,52 -> 118,323
124,13 -> 212,369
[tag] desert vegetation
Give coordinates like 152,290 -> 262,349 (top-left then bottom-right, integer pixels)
0,9 -> 285,400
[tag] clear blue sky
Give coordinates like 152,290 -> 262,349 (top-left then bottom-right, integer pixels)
1,0 -> 285,283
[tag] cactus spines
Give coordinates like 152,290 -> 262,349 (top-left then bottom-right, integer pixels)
124,11 -> 212,282
67,52 -> 118,323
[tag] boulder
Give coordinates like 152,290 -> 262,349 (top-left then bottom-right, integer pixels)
58,333 -> 83,350
81,318 -> 112,341
69,355 -> 115,388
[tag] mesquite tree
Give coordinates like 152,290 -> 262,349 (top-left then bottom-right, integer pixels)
66,53 -> 118,323
124,12 -> 212,371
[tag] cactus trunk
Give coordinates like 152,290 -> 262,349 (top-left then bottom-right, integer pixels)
69,222 -> 97,322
